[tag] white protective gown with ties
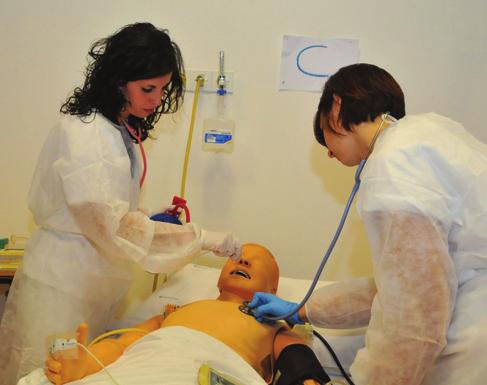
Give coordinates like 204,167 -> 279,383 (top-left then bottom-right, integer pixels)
0,113 -> 206,384
305,113 -> 487,385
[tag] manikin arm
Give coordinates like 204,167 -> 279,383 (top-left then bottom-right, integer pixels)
45,315 -> 163,385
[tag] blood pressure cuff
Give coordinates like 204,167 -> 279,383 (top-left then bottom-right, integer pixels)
274,344 -> 331,385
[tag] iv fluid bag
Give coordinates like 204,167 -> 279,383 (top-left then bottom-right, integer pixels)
202,115 -> 234,152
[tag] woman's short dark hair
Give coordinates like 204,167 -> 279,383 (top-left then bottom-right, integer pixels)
313,63 -> 405,147
61,22 -> 185,141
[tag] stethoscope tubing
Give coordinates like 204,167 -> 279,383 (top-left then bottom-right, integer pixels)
261,114 -> 395,322
262,160 -> 366,322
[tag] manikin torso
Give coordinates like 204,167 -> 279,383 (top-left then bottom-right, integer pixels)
162,299 -> 284,382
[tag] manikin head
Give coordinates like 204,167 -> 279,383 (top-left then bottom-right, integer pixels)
217,243 -> 279,302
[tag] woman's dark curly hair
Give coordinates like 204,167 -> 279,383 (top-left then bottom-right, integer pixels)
313,63 -> 405,147
61,22 -> 185,141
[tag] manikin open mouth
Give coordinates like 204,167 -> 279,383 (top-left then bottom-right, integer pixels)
230,270 -> 251,279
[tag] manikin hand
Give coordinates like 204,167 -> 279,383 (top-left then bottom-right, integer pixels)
45,323 -> 89,385
200,229 -> 241,261
249,292 -> 304,324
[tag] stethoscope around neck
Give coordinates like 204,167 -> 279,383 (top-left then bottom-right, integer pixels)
122,120 -> 147,188
260,113 -> 396,323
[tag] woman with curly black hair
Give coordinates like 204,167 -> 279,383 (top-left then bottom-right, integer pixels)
0,22 -> 240,384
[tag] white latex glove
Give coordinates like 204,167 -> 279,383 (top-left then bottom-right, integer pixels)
200,229 -> 241,261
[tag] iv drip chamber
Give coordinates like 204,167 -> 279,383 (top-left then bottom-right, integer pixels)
202,95 -> 234,153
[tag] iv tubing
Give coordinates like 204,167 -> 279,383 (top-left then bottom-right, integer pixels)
180,75 -> 205,198
152,75 -> 204,293
76,343 -> 120,385
73,328 -> 149,384
88,328 -> 148,347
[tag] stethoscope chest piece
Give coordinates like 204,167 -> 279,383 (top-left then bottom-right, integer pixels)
239,301 -> 255,316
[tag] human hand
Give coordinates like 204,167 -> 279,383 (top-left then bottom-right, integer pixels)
200,230 -> 241,261
45,323 -> 89,385
249,292 -> 304,324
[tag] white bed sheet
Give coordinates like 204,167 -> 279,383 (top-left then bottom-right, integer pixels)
19,326 -> 266,385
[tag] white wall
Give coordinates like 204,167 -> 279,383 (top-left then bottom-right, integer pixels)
1,0 -> 486,286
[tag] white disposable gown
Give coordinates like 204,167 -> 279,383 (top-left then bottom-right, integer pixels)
0,114 -> 206,384
306,113 -> 487,385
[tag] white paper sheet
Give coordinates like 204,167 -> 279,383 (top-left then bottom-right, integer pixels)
279,35 -> 360,92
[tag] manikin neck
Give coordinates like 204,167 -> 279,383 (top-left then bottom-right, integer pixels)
217,291 -> 251,303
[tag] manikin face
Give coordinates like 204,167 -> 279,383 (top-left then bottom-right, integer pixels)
321,95 -> 364,167
120,72 -> 172,121
217,244 -> 279,301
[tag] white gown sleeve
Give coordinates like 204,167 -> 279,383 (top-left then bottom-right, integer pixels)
305,277 -> 376,329
52,117 -> 203,274
69,203 -> 202,274
349,211 -> 457,385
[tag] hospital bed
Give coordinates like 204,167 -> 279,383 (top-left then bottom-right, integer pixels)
19,263 -> 365,385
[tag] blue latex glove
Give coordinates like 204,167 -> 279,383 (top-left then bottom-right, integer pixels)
248,292 -> 304,324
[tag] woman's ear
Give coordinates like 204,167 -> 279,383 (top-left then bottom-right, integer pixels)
330,95 -> 347,134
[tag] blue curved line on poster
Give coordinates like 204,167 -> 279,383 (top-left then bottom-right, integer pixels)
296,45 -> 330,78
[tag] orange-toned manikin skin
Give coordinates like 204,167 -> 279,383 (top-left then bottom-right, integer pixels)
45,244 -> 320,385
